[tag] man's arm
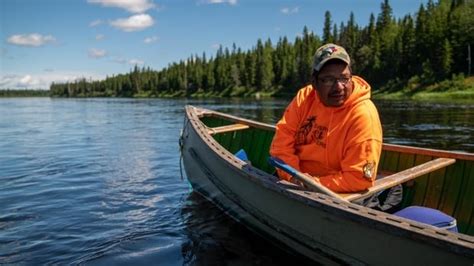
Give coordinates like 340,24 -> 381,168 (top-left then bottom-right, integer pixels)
269,89 -> 310,181
318,139 -> 382,192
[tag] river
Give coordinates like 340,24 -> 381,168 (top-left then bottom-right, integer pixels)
0,98 -> 472,265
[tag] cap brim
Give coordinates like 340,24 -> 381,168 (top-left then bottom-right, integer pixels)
314,57 -> 350,72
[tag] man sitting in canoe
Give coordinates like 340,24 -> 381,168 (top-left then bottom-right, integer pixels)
270,43 -> 382,194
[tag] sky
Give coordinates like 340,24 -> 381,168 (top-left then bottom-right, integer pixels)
1,0 -> 429,90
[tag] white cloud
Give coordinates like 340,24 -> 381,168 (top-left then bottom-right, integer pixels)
1,72 -> 104,89
211,44 -> 221,49
89,19 -> 103,27
281,7 -> 299,15
88,48 -> 107,58
87,0 -> 155,13
7,33 -> 56,47
110,14 -> 154,32
143,36 -> 158,44
0,74 -> 40,88
200,0 -> 237,5
0,72 -> 89,89
96,34 -> 105,40
128,59 -> 144,65
112,57 -> 144,66
19,75 -> 37,86
0,74 -> 18,87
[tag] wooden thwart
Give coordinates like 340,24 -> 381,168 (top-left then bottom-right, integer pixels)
208,123 -> 249,135
341,157 -> 456,202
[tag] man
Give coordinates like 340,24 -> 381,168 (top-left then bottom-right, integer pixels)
270,43 -> 383,193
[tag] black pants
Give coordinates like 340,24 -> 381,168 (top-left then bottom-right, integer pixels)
355,184 -> 403,213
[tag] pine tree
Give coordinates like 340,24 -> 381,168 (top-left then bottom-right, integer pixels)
322,11 -> 333,43
448,0 -> 474,75
399,15 -> 417,79
255,39 -> 274,91
440,38 -> 454,78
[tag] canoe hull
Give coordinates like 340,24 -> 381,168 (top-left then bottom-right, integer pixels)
181,105 -> 474,265
182,128 -> 348,264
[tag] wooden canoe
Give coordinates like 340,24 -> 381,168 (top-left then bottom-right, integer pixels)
180,105 -> 474,265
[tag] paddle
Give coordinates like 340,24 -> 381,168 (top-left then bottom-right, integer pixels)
268,157 -> 348,202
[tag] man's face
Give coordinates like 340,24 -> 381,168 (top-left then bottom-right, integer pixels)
313,62 -> 353,107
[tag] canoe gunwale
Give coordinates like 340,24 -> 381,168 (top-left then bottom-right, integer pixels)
341,157 -> 456,201
383,143 -> 474,161
182,105 -> 474,258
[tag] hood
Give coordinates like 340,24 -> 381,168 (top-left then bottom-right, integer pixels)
315,75 -> 372,111
344,75 -> 371,107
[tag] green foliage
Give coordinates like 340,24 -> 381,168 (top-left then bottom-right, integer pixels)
406,75 -> 422,92
374,75 -> 474,101
432,73 -> 468,91
49,0 -> 474,98
0,89 -> 49,97
323,11 -> 333,43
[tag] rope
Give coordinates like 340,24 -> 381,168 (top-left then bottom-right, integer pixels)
178,115 -> 189,181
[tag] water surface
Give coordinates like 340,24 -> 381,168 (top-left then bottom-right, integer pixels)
0,98 -> 472,264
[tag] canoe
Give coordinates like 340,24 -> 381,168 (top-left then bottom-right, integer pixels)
180,105 -> 474,265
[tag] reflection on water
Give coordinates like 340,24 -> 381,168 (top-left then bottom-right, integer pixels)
376,100 -> 474,152
0,97 -> 472,265
180,193 -> 315,266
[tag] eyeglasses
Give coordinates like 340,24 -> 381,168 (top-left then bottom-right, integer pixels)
317,76 -> 352,87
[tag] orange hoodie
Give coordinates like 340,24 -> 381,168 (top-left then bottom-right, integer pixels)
270,76 -> 382,193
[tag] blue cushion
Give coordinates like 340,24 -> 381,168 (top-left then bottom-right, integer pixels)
394,206 -> 458,232
235,149 -> 249,161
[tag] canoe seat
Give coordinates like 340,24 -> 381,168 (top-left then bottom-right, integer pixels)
394,206 -> 458,232
341,157 -> 456,202
208,123 -> 249,135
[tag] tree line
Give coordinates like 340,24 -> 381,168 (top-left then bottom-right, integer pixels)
0,89 -> 50,97
50,0 -> 474,98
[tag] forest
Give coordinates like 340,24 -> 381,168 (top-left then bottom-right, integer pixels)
49,0 -> 473,98
0,89 -> 49,97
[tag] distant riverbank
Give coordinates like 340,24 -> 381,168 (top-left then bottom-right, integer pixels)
373,88 -> 474,102
0,89 -> 49,97
373,76 -> 474,102
2,76 -> 474,103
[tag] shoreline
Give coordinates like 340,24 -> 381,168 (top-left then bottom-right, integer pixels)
372,89 -> 474,103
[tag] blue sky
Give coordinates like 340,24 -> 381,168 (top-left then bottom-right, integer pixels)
1,0 -> 428,89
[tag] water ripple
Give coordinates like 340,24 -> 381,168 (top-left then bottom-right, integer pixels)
0,98 -> 472,265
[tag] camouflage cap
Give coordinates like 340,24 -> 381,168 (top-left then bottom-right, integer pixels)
312,43 -> 351,72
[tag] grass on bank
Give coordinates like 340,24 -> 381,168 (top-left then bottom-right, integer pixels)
373,75 -> 474,102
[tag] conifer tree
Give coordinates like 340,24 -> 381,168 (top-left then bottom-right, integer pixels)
323,11 -> 333,43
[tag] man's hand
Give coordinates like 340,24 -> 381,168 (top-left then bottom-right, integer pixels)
291,173 -> 320,189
